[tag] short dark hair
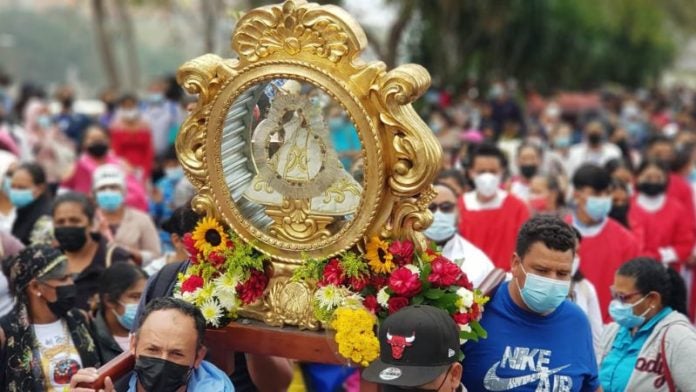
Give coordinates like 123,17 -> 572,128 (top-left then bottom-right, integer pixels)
469,143 -> 507,169
635,158 -> 668,178
516,142 -> 543,158
437,169 -> 468,190
516,215 -> 576,258
98,263 -> 147,307
15,162 -> 46,186
136,297 -> 206,348
645,133 -> 672,150
617,258 -> 687,315
572,164 -> 611,192
162,206 -> 201,236
52,191 -> 96,222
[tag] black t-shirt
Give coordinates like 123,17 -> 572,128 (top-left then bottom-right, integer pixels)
74,236 -> 131,311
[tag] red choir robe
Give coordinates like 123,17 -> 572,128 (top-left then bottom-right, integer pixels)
109,127 -> 154,181
566,216 -> 640,322
458,191 -> 530,270
628,196 -> 695,264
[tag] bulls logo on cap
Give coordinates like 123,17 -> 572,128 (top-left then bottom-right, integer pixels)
386,330 -> 416,359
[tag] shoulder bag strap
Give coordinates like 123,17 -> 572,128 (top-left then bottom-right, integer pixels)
661,326 -> 676,392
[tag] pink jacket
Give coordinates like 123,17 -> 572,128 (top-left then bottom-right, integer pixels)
61,153 -> 148,211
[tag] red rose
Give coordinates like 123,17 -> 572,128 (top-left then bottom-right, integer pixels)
387,297 -> 410,314
370,274 -> 388,289
455,273 -> 474,291
350,275 -> 369,292
388,240 -> 414,265
208,251 -> 226,269
470,303 -> 481,320
236,270 -> 269,305
453,312 -> 471,325
318,259 -> 344,287
388,267 -> 422,297
428,257 -> 462,287
182,233 -> 198,255
363,295 -> 378,313
226,240 -> 235,249
181,275 -> 204,293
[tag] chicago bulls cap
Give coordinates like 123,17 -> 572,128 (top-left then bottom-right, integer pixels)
362,305 -> 461,388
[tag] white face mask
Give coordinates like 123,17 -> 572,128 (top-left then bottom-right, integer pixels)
119,108 -> 139,121
474,173 -> 501,197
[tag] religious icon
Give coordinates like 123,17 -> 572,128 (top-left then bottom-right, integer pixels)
243,80 -> 362,243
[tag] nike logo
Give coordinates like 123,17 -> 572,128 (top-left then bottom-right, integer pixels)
483,361 -> 570,391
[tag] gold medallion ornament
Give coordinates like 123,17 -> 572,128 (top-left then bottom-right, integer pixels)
176,0 -> 441,329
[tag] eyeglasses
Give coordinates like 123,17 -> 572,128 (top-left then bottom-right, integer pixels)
610,287 -> 642,303
428,202 -> 455,213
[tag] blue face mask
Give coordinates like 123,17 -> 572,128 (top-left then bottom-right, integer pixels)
114,302 -> 139,330
164,167 -> 184,181
424,211 -> 457,242
37,115 -> 52,129
517,264 -> 570,314
9,188 -> 35,208
96,190 -> 124,212
584,196 -> 612,222
609,297 -> 650,329
553,136 -> 571,149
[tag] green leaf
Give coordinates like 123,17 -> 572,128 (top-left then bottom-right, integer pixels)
459,330 -> 478,342
412,295 -> 425,305
470,320 -> 488,339
424,288 -> 445,300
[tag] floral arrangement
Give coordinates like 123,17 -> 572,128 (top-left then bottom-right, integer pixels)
293,236 -> 489,365
174,217 -> 270,327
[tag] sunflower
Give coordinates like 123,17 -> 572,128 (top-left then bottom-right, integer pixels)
366,236 -> 395,274
192,217 -> 229,255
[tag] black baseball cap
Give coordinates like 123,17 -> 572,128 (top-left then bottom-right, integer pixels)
362,305 -> 460,388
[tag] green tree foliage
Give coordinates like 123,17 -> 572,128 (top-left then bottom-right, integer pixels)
407,0 -> 677,90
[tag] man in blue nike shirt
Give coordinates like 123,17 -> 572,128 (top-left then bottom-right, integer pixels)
461,215 -> 600,392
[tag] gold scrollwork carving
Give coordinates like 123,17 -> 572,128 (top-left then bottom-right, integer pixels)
264,276 -> 319,330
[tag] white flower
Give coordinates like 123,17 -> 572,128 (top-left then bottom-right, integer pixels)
200,298 -> 223,327
315,285 -> 345,310
377,287 -> 390,308
404,264 -> 421,275
214,273 -> 240,293
177,288 -> 200,304
456,287 -> 475,309
458,324 -> 472,344
217,292 -> 240,312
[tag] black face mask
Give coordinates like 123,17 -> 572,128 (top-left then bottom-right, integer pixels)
587,133 -> 602,146
636,182 -> 667,197
135,355 -> 192,392
54,226 -> 88,252
609,204 -> 629,226
519,164 -> 538,179
46,284 -> 77,317
86,142 -> 109,158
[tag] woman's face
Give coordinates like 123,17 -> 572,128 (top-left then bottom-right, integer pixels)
11,168 -> 42,198
109,277 -> 146,315
612,274 -> 656,318
33,274 -> 74,303
82,127 -> 110,150
53,201 -> 90,228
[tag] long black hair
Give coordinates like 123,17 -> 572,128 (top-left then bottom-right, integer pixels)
617,257 -> 687,315
98,263 -> 148,307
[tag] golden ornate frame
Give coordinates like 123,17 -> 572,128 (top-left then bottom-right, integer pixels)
176,0 -> 441,328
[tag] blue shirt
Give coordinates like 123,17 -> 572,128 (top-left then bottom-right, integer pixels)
462,282 -> 599,392
599,307 -> 672,392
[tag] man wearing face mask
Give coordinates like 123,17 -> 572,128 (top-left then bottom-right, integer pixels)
509,143 -> 543,202
567,121 -> 622,177
461,215 -> 600,392
425,183 -> 494,288
458,144 -> 530,270
568,164 -> 639,323
70,297 -> 234,392
0,245 -> 102,391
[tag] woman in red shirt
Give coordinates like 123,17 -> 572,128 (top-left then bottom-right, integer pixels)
108,94 -> 154,182
628,159 -> 695,267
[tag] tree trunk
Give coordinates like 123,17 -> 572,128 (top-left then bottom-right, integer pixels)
113,0 -> 140,91
91,0 -> 120,89
201,0 -> 222,53
385,0 -> 415,68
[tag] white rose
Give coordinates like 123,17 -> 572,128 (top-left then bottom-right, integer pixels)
377,287 -> 390,308
456,287 -> 475,309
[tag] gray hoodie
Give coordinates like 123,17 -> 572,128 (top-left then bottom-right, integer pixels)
598,310 -> 696,392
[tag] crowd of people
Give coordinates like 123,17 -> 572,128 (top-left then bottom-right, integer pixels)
0,70 -> 696,391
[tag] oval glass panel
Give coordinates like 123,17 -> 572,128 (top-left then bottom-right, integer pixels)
220,78 -> 364,246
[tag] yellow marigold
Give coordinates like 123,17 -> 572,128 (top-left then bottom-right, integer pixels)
366,237 -> 395,274
192,216 -> 229,255
331,307 -> 379,367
